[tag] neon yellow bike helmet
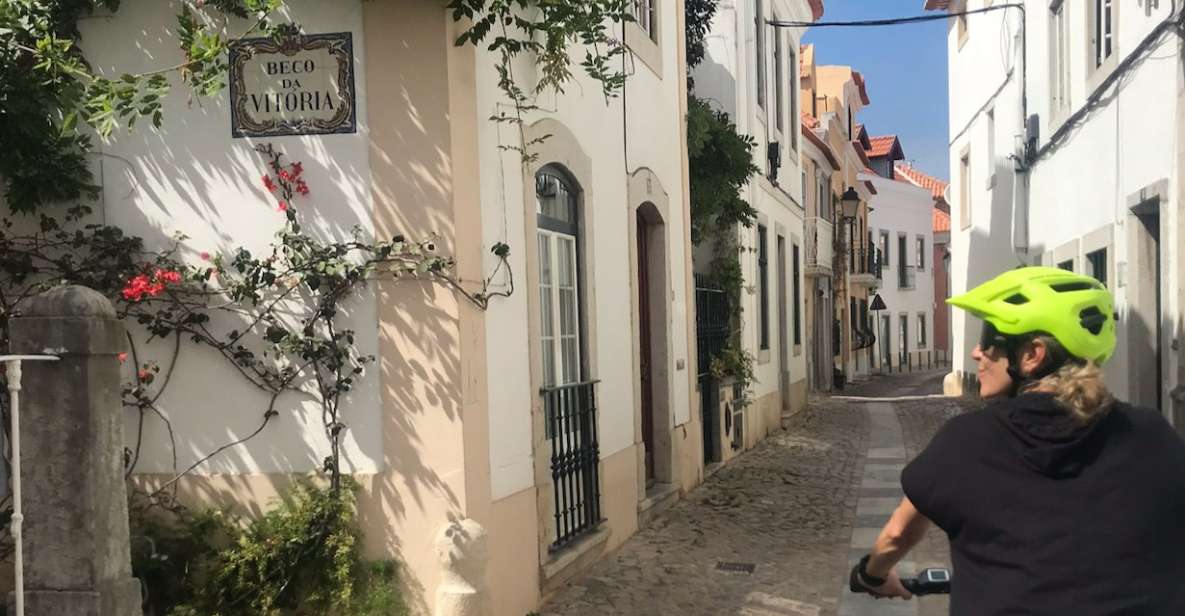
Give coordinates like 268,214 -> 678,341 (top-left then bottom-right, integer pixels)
948,266 -> 1117,365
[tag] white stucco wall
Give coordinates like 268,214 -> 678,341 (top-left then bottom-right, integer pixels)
478,5 -> 692,499
693,0 -> 813,409
944,0 -> 1030,383
944,0 -> 1180,407
865,174 -> 936,367
77,0 -> 381,474
1024,0 -> 1179,406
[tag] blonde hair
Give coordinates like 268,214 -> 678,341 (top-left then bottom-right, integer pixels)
1026,335 -> 1114,424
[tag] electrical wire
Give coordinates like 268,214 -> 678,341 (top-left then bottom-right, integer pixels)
1030,8 -> 1184,165
766,4 -> 1024,29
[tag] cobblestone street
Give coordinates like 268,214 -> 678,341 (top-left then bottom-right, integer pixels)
540,371 -> 979,615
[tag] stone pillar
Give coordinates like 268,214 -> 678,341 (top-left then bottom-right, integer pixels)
433,519 -> 488,616
7,286 -> 142,616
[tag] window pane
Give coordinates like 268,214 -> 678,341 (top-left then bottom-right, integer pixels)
1087,249 -> 1107,286
536,170 -> 577,226
538,233 -> 555,385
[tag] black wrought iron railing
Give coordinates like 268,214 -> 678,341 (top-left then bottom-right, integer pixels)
695,275 -> 730,378
542,380 -> 602,551
850,247 -> 880,277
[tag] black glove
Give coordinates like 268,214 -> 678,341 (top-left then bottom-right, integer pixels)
849,554 -> 887,595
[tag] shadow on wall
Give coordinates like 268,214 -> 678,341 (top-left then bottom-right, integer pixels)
954,156 -> 1044,377
691,45 -> 739,118
97,11 -> 468,615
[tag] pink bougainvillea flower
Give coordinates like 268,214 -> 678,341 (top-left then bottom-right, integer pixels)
277,201 -> 289,212
295,180 -> 309,196
279,170 -> 291,182
199,251 -> 211,261
118,353 -> 127,363
137,369 -> 152,383
262,175 -> 276,192
153,269 -> 182,285
291,161 -> 303,177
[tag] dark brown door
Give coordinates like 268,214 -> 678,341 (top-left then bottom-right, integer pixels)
637,212 -> 655,484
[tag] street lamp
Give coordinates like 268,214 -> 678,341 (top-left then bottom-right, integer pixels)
840,186 -> 861,221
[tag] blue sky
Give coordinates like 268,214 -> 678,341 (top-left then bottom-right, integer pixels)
802,1 -> 950,180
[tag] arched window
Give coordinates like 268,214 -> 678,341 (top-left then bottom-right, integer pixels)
535,167 -> 583,388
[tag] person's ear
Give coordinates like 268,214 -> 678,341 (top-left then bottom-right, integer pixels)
1019,339 -> 1048,376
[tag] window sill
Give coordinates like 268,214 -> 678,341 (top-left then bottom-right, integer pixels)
985,173 -> 996,191
541,525 -> 611,593
625,22 -> 663,78
1085,55 -> 1119,98
758,348 -> 772,365
792,344 -> 802,357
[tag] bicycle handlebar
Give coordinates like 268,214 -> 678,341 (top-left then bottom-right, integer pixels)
900,568 -> 951,596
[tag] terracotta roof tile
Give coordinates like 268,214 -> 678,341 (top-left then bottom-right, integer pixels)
866,135 -> 902,159
852,141 -> 873,168
933,208 -> 951,233
803,118 -> 840,171
809,0 -> 824,20
894,163 -> 948,201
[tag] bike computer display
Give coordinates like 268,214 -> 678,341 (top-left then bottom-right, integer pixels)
922,568 -> 950,583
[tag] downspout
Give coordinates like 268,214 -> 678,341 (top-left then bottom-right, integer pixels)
1014,4 -> 1031,258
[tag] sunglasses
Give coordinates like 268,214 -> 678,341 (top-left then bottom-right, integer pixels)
979,321 -> 1011,352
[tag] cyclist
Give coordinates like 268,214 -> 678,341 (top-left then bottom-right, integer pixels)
849,266 -> 1185,614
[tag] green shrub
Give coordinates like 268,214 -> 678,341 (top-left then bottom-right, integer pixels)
131,478 -> 408,616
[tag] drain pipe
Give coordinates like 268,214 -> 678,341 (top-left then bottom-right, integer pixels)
2,355 -> 60,616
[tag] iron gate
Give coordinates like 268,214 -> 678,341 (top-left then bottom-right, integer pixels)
695,275 -> 729,465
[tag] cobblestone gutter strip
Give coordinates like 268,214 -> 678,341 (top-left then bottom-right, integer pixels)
893,396 -> 982,616
540,398 -> 870,616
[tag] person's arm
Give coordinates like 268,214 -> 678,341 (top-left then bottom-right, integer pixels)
852,496 -> 933,599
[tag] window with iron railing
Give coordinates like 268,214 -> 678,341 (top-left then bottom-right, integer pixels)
542,380 -> 602,550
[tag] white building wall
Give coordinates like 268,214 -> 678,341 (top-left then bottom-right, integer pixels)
478,4 -> 692,497
1025,0 -> 1179,408
943,0 -> 1181,409
865,175 -> 936,369
692,0 -> 814,421
77,0 -> 382,475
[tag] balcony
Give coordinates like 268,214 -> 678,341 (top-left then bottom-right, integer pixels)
804,217 -> 834,277
850,247 -> 879,288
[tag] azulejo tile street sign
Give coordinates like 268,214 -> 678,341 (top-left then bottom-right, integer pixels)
228,32 -> 357,138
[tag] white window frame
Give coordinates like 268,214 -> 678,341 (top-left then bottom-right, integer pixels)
917,312 -> 927,349
959,146 -> 971,230
754,0 -> 766,112
1050,0 -> 1072,122
985,107 -> 996,188
916,235 -> 926,271
774,17 -> 785,135
632,0 -> 657,42
537,229 -> 582,389
789,41 -> 799,152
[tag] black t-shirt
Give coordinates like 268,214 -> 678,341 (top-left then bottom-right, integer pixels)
902,393 -> 1185,615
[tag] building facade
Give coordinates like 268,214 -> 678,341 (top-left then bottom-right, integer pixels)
859,136 -> 937,373
51,1 -> 702,614
693,0 -> 822,444
896,163 -> 953,355
807,65 -> 879,386
929,0 -> 1185,426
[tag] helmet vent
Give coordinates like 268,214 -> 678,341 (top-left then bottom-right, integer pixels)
1079,307 -> 1107,335
1052,281 -> 1100,293
1003,293 -> 1029,305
